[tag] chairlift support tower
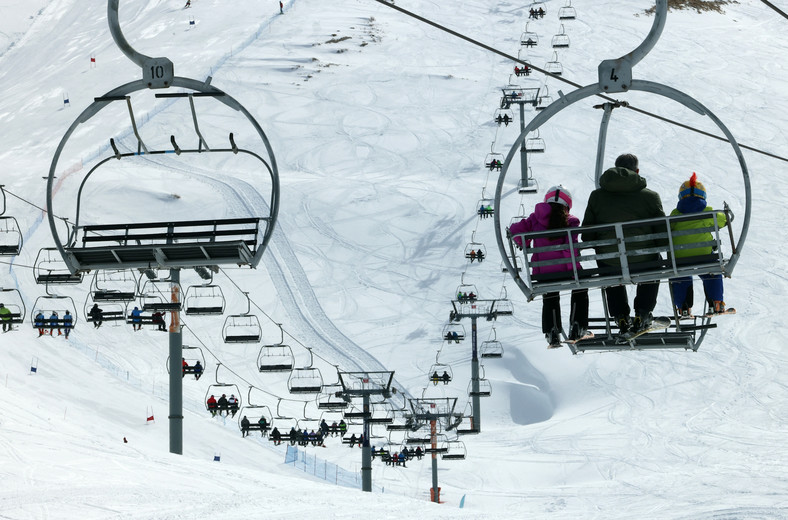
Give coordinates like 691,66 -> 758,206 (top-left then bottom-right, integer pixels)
336,371 -> 394,493
448,297 -> 512,434
500,88 -> 538,193
494,0 -> 750,352
408,398 -> 458,504
44,1 -> 280,456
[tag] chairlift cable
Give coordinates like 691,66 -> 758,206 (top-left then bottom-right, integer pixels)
370,0 -> 788,164
760,0 -> 788,21
2,188 -> 76,224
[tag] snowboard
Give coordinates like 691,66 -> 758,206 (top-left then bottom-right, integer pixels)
562,331 -> 595,345
616,317 -> 671,344
705,308 -> 736,318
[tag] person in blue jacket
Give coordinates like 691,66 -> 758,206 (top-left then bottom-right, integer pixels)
130,307 -> 142,331
49,311 -> 61,336
62,310 -> 73,339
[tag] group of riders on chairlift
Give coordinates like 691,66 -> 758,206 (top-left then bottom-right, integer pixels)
508,153 -> 732,349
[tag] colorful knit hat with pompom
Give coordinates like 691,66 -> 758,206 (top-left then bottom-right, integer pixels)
678,172 -> 706,201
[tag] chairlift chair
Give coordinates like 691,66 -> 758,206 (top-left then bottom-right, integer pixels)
45,4 -> 279,277
288,367 -> 324,394
493,108 -> 514,127
317,384 -> 349,410
484,152 -> 504,172
31,294 -> 78,332
139,278 -> 183,312
183,284 -> 225,315
166,345 -> 206,375
544,51 -> 563,76
520,23 -> 539,47
205,364 -> 242,414
90,269 -> 137,301
84,297 -> 128,325
558,0 -> 577,20
468,377 -> 492,397
0,187 -> 22,255
480,340 -> 504,359
428,362 -> 453,385
551,25 -> 570,48
0,288 -> 25,327
442,322 -> 466,343
464,231 -> 487,263
258,344 -> 295,372
525,129 -> 546,153
441,440 -> 467,460
34,248 -> 83,285
222,292 -> 261,343
454,274 -> 480,302
535,85 -> 554,111
476,194 -> 495,219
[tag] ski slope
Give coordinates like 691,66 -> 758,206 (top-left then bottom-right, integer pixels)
1,0 -> 787,518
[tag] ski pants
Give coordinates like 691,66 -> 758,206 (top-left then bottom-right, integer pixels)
542,289 -> 589,333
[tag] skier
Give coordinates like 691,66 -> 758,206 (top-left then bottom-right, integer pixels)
510,185 -> 588,347
62,310 -> 73,339
227,394 -> 239,417
130,307 -> 142,331
669,173 -> 730,317
89,303 -> 103,328
241,416 -> 250,437
0,303 -> 12,332
279,1 -> 283,14
193,360 -> 203,380
207,395 -> 218,417
35,311 -> 46,336
49,311 -> 61,336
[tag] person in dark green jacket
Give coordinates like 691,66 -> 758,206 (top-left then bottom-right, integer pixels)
581,153 -> 666,334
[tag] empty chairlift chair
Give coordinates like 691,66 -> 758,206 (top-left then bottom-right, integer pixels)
184,284 -> 225,315
544,51 -> 563,76
551,25 -> 570,48
0,186 -> 22,256
558,0 -> 577,20
222,292 -> 262,343
257,324 -> 295,372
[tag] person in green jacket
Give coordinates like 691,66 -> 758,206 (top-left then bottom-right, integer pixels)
669,173 -> 728,316
582,153 -> 666,334
0,303 -> 13,332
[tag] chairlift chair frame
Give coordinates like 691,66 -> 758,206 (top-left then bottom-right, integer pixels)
288,367 -> 324,394
442,322 -> 466,343
428,361 -> 454,385
440,439 -> 467,460
464,231 -> 487,263
166,344 -> 206,375
204,364 -> 242,413
0,288 -> 25,326
34,248 -> 83,285
222,293 -> 262,343
0,187 -> 22,256
520,23 -> 539,47
90,269 -> 137,302
31,293 -> 78,331
551,25 -> 570,48
544,51 -> 563,76
558,0 -> 577,20
494,0 -> 750,355
183,283 -> 225,315
84,296 -> 128,325
45,7 -> 279,276
525,128 -> 546,153
138,278 -> 183,312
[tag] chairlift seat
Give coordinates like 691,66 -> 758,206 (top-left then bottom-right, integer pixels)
184,305 -> 224,315
225,333 -> 262,343
92,290 -> 136,302
64,217 -> 262,271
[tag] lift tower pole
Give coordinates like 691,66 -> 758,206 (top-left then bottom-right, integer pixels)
168,268 -> 183,454
409,398 -> 457,504
337,371 -> 394,492
449,298 -> 512,433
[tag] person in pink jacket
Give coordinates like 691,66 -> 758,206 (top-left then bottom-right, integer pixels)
509,185 -> 588,347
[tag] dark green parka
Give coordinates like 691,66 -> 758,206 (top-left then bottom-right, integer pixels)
581,166 -> 665,266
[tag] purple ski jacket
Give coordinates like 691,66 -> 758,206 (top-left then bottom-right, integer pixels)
509,202 -> 581,275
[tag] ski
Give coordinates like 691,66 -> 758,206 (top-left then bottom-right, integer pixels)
705,308 -> 736,317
